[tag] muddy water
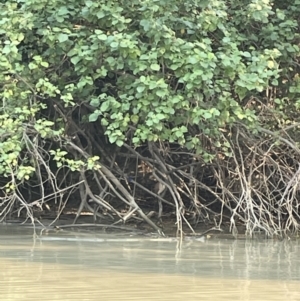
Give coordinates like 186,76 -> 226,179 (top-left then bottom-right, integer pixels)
0,225 -> 299,301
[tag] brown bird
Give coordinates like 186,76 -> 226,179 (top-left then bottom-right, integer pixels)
153,181 -> 166,221
153,181 -> 166,195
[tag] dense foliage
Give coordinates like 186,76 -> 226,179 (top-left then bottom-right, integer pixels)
1,0 -> 300,237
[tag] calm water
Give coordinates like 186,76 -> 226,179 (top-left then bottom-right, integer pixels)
0,225 -> 299,300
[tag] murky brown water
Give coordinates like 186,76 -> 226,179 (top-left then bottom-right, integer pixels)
0,225 -> 299,300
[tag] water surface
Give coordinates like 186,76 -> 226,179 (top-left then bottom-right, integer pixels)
0,225 -> 299,300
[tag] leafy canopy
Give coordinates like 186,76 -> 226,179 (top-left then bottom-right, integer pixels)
0,0 -> 299,180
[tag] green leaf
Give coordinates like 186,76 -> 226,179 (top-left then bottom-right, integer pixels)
180,126 -> 188,133
150,63 -> 160,71
149,82 -> 157,90
116,140 -> 123,147
110,42 -> 119,48
97,34 -> 107,41
131,115 -> 139,124
174,130 -> 183,138
274,98 -> 281,104
70,56 -> 81,65
100,101 -> 110,112
267,61 -> 274,68
132,137 -> 140,144
90,98 -> 100,107
155,89 -> 166,97
156,113 -> 165,120
137,86 -> 145,93
203,112 -> 212,119
109,136 -> 117,143
40,61 -> 49,68
101,118 -> 109,126
169,64 -> 179,70
58,33 -> 69,43
146,119 -> 153,126
241,51 -> 251,57
188,56 -> 199,64
89,112 -> 100,122
171,96 -> 181,104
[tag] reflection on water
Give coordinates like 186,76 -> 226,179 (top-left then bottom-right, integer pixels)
0,225 -> 299,300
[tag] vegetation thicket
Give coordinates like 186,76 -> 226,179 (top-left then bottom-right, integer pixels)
1,0 -> 300,237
